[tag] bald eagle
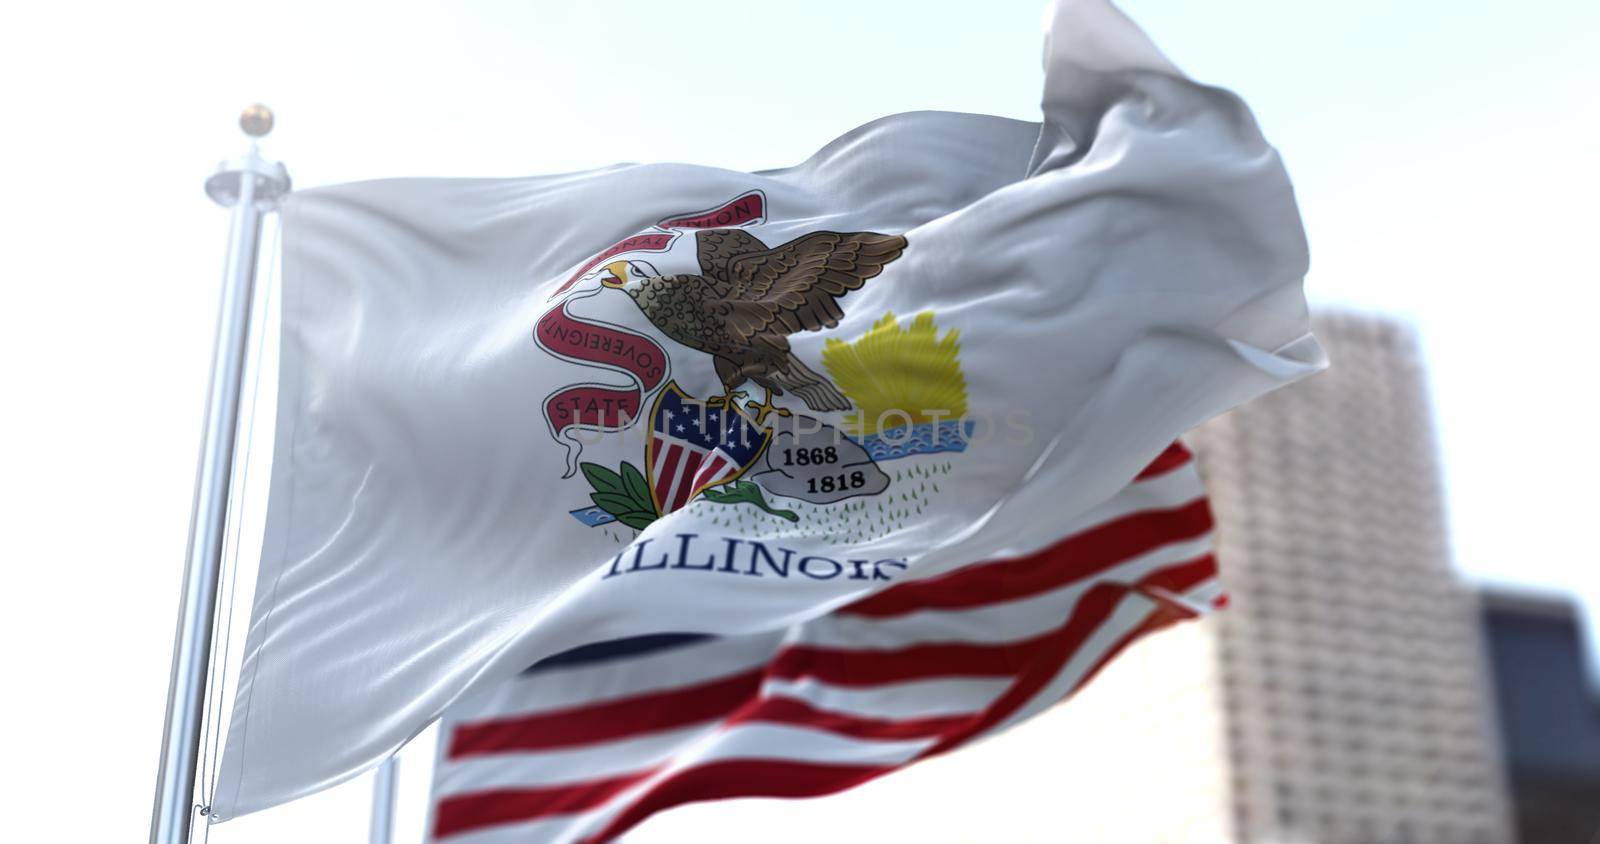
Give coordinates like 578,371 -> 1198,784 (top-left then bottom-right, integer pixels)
599,228 -> 907,419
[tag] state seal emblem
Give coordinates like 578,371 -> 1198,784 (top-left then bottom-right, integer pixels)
534,192 -> 975,544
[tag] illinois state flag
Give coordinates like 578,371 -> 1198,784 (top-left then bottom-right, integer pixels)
212,0 -> 1324,823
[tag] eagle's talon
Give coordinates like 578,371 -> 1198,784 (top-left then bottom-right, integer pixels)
706,390 -> 749,410
746,391 -> 792,426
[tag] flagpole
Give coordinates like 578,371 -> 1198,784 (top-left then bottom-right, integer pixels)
368,758 -> 400,844
149,104 -> 290,844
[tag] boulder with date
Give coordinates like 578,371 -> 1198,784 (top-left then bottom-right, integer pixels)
747,414 -> 888,504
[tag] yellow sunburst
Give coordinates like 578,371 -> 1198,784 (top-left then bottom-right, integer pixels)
822,311 -> 967,436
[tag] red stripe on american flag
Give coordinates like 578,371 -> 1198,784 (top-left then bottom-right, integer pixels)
447,669 -> 763,759
1134,441 -> 1194,481
433,769 -> 656,838
1136,552 -> 1216,595
842,497 -> 1213,618
768,636 -> 1051,686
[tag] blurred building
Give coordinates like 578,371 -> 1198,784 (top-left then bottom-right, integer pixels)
1037,312 -> 1516,843
1186,312 -> 1515,843
1478,589 -> 1600,843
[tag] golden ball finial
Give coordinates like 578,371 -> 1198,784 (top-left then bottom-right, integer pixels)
239,103 -> 275,138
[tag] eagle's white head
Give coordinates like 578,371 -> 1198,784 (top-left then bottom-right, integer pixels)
597,259 -> 659,291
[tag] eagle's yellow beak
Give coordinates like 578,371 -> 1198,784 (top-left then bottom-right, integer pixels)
600,260 -> 630,288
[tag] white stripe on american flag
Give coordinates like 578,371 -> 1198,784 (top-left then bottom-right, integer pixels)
755,676 -> 1013,722
428,442 -> 1217,843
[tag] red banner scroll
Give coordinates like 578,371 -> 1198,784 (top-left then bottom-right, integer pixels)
656,190 -> 765,230
535,288 -> 669,477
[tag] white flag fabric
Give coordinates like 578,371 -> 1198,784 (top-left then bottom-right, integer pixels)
426,444 -> 1219,842
212,0 -> 1323,820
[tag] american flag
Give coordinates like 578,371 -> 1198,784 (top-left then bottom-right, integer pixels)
427,442 -> 1221,842
648,384 -> 769,514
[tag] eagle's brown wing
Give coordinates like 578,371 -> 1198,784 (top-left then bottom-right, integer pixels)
694,228 -> 767,276
714,231 -> 907,340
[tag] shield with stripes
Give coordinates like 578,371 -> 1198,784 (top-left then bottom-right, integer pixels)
646,382 -> 771,515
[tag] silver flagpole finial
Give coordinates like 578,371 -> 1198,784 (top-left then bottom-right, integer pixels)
239,103 -> 275,138
205,106 -> 291,208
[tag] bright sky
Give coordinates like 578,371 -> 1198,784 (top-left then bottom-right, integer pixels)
2,0 -> 1596,841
